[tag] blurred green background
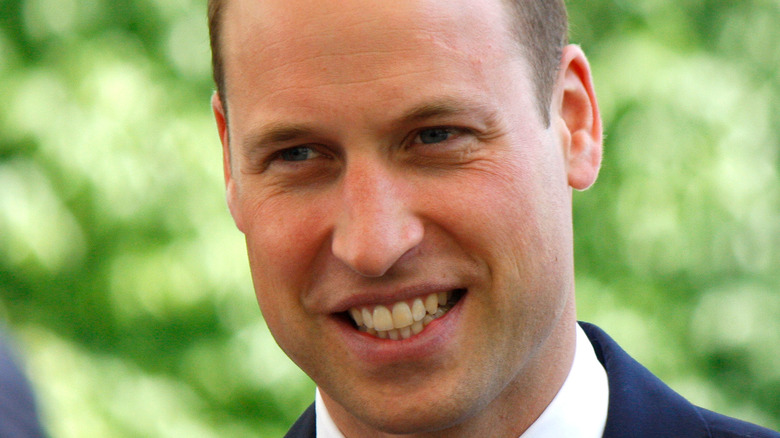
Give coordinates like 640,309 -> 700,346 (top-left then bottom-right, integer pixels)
0,0 -> 778,436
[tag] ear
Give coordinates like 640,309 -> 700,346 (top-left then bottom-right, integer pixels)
552,45 -> 603,191
212,92 -> 245,232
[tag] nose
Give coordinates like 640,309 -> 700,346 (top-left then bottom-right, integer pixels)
331,160 -> 424,277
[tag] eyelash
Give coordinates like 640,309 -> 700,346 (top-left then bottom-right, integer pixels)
277,146 -> 324,162
263,126 -> 470,166
410,126 -> 470,148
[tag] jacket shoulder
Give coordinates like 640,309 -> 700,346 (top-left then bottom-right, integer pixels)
698,407 -> 780,438
579,322 -> 779,438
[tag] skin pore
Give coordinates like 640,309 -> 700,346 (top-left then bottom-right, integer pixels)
212,0 -> 602,436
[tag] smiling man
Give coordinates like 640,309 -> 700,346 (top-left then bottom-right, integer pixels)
207,0 -> 779,437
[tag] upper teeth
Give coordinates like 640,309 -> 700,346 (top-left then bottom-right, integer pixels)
348,291 -> 453,340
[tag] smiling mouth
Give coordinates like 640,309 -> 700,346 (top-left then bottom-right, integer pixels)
345,289 -> 465,340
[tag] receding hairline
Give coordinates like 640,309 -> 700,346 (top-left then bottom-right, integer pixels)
208,0 -> 568,125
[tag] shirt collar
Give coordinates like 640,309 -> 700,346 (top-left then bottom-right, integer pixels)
519,324 -> 609,438
315,324 -> 609,438
315,387 -> 345,438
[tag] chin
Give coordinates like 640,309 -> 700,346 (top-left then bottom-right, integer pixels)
359,406 -> 467,436
334,381 -> 493,436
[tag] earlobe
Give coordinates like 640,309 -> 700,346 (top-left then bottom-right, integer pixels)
554,45 -> 603,191
212,92 -> 245,232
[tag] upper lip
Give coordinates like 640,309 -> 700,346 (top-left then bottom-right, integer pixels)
325,282 -> 466,314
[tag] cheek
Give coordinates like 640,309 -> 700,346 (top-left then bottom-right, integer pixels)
438,160 -> 556,251
241,196 -> 332,368
437,155 -> 572,295
240,192 -> 333,307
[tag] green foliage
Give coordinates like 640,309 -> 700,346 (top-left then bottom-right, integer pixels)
569,0 -> 780,429
0,0 -> 778,436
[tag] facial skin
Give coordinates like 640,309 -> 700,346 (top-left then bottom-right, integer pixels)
212,0 -> 602,436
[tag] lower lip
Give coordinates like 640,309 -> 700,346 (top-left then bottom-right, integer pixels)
334,293 -> 466,365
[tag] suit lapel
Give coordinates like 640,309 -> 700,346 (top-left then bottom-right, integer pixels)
580,322 -> 709,438
285,403 -> 316,438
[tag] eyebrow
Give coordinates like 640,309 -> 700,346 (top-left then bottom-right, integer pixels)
242,123 -> 317,154
241,97 -> 500,153
395,98 -> 500,128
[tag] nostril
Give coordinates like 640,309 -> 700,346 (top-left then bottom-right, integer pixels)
330,198 -> 425,278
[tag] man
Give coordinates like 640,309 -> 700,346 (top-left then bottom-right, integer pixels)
207,0 -> 780,436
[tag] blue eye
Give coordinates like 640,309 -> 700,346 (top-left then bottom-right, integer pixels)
417,128 -> 452,144
279,146 -> 320,161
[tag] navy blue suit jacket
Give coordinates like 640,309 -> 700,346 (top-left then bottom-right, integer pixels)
284,322 -> 779,437
0,331 -> 46,438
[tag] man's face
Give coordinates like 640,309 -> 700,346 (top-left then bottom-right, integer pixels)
215,0 -> 596,434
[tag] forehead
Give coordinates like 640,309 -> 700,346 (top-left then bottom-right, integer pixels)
219,0 -> 515,49
219,0 -> 530,129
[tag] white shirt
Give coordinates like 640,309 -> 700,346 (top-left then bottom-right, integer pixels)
315,325 -> 609,438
